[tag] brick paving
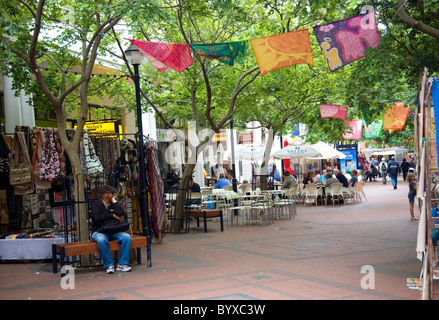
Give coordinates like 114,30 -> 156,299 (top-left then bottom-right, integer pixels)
0,177 -> 436,302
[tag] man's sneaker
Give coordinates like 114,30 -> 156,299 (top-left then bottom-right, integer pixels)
116,264 -> 132,272
106,266 -> 114,274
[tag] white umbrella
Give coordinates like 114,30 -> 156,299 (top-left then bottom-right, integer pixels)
235,144 -> 267,161
272,139 -> 322,159
309,141 -> 346,159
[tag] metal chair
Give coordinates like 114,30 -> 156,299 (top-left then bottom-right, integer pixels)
274,188 -> 296,219
248,192 -> 274,225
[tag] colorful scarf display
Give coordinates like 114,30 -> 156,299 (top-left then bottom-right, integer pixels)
319,104 -> 347,120
313,12 -> 380,72
383,102 -> 410,133
432,78 -> 439,167
343,119 -> 363,140
249,29 -> 314,76
128,39 -> 193,73
190,41 -> 248,66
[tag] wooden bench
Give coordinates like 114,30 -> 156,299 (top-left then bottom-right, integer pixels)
185,209 -> 223,233
52,235 -> 147,276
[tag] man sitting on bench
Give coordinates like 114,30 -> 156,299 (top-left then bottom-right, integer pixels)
91,185 -> 132,274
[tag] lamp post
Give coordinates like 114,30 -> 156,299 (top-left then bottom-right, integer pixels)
125,44 -> 151,267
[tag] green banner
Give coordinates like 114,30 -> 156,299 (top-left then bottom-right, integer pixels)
364,120 -> 383,139
190,41 -> 248,66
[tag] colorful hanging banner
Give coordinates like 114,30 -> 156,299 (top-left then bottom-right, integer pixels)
364,120 -> 383,138
249,29 -> 314,76
432,78 -> 439,167
190,41 -> 248,66
343,119 -> 363,140
128,39 -> 193,73
313,12 -> 380,72
383,102 -> 410,133
319,104 -> 347,120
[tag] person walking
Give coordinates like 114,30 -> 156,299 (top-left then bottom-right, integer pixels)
400,159 -> 410,181
387,156 -> 400,189
407,173 -> 418,220
380,158 -> 388,185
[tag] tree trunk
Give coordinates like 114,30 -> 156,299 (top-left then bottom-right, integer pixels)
170,163 -> 195,233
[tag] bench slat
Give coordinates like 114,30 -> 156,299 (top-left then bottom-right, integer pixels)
56,235 -> 147,256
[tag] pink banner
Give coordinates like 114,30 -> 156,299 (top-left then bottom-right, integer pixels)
319,104 -> 347,120
343,119 -> 363,140
128,39 -> 193,73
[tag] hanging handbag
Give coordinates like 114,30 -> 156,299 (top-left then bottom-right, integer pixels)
32,131 -> 52,189
97,218 -> 130,234
83,130 -> 104,175
0,133 -> 9,176
9,131 -> 34,195
38,129 -> 61,182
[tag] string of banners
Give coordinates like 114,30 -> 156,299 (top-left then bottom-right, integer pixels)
127,12 -> 380,76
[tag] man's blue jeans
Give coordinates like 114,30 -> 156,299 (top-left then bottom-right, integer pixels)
390,174 -> 398,188
92,231 -> 131,267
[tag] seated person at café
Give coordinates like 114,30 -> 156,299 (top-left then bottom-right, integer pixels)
282,171 -> 297,190
319,170 -> 327,183
188,177 -> 201,205
334,169 -> 349,188
214,173 -> 231,189
342,169 -> 352,180
350,170 -> 359,185
325,172 -> 339,187
313,170 -> 321,182
268,165 -> 282,183
303,171 -> 316,187
239,180 -> 252,193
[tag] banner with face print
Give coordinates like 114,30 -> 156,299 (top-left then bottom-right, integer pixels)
343,119 -> 363,140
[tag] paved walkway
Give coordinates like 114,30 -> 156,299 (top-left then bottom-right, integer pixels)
0,177 -> 436,302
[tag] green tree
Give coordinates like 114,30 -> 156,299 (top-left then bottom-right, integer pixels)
0,0 -> 162,249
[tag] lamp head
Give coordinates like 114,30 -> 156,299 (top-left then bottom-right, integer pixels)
125,44 -> 144,65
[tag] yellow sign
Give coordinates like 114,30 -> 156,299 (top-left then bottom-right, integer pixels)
74,121 -> 120,134
212,132 -> 226,142
74,121 -> 122,139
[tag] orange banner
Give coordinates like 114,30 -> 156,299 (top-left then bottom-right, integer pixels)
250,29 -> 314,76
383,102 -> 410,133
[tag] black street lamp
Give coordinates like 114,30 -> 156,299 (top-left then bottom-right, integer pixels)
125,44 -> 151,267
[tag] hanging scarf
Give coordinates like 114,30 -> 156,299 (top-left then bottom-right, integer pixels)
383,102 -> 410,133
190,41 -> 248,66
128,39 -> 193,73
249,29 -> 314,76
342,119 -> 363,140
147,146 -> 166,239
313,12 -> 380,72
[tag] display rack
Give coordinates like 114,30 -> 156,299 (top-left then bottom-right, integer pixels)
413,68 -> 437,300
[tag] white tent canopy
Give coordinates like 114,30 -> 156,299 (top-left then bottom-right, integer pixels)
272,139 -> 322,159
309,141 -> 346,159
